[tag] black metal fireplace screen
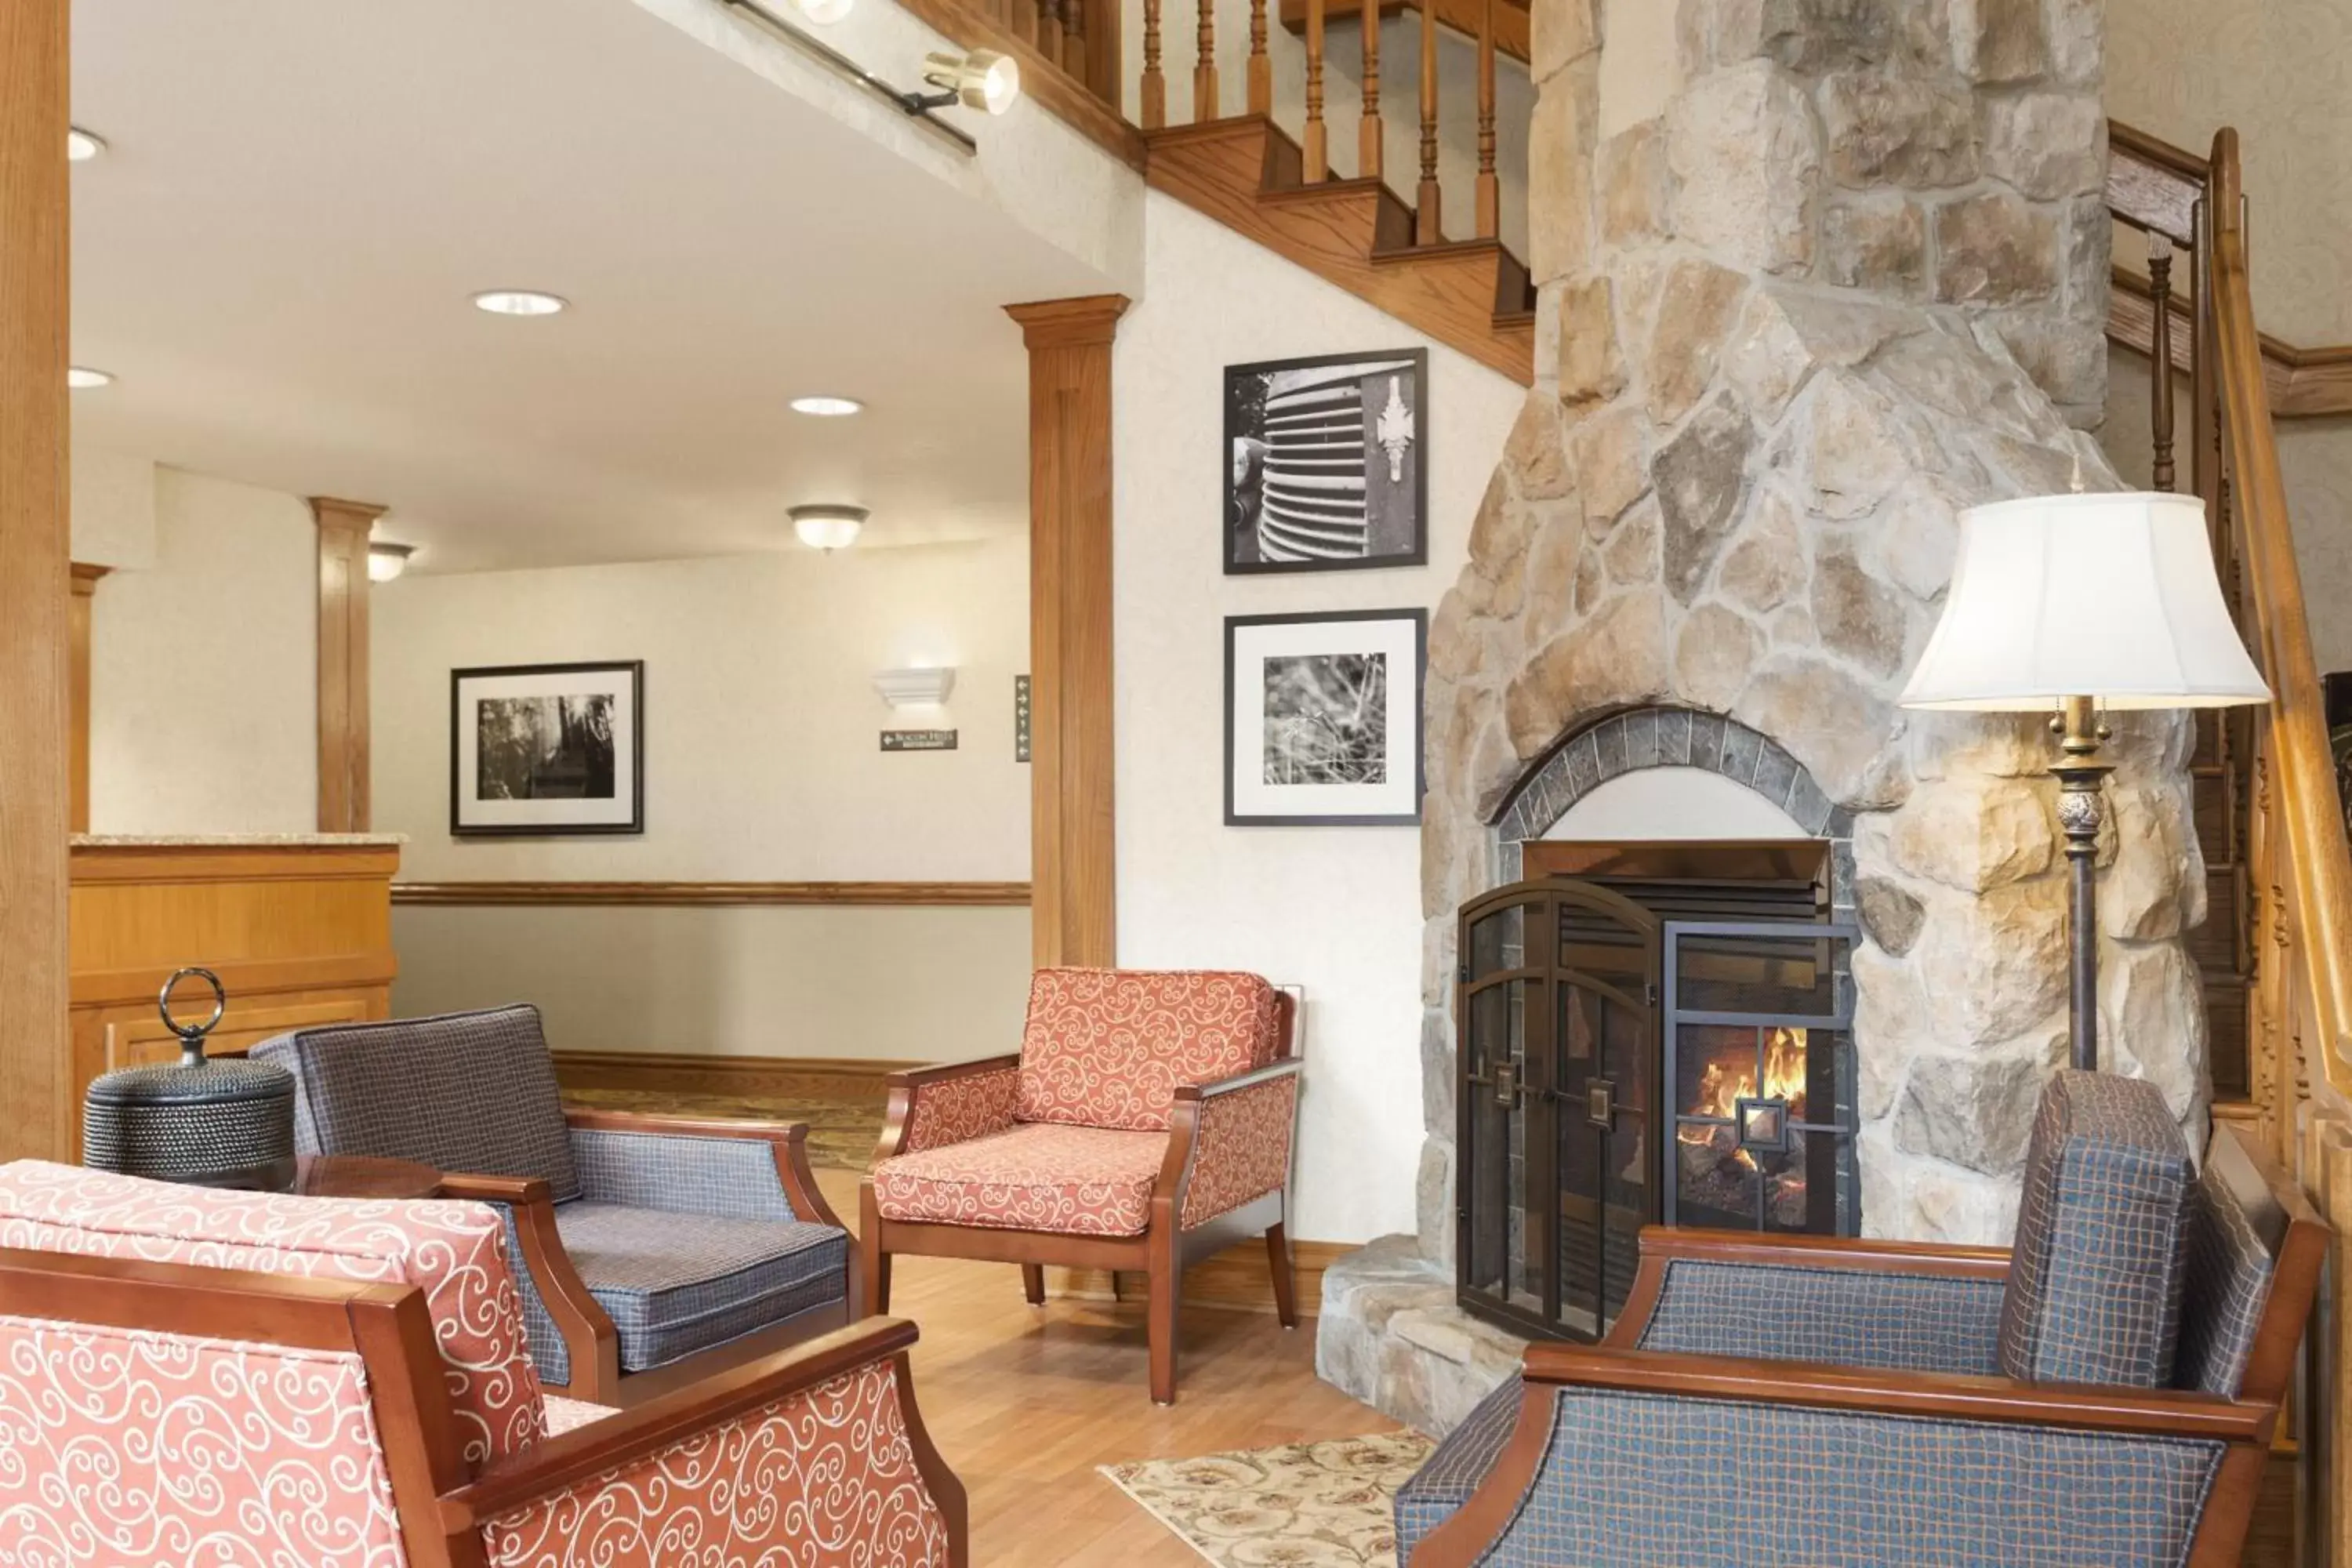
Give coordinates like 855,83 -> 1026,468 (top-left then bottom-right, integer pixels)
1457,877 -> 1858,1341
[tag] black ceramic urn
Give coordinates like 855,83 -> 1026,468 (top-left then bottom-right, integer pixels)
82,967 -> 297,1191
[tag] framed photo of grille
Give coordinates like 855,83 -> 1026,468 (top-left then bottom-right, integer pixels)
1224,347 -> 1428,574
450,661 -> 644,837
1225,608 -> 1426,826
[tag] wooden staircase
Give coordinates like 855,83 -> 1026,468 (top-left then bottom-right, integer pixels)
1142,116 -> 1534,382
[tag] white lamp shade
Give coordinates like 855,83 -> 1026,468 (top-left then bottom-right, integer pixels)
1899,491 -> 2269,712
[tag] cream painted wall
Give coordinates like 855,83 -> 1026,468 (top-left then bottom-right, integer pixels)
373,536 -> 1030,882
2110,0 -> 2352,345
392,903 -> 1033,1062
1113,191 -> 1523,1244
85,466 -> 318,834
69,445 -> 158,569
373,535 -> 1034,1060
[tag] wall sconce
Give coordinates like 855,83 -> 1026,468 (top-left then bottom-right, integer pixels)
914,50 -> 1021,116
791,504 -> 866,553
874,667 -> 956,708
368,542 -> 416,583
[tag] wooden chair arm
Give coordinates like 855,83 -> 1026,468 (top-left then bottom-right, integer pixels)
437,1171 -> 620,1403
435,1319 -> 960,1541
875,1054 -> 1025,1163
1171,1056 -> 1307,1102
562,1108 -> 848,1236
1519,1342 -> 2275,1443
1633,1225 -> 2013,1278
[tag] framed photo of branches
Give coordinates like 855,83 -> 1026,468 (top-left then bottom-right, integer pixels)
1224,609 -> 1425,826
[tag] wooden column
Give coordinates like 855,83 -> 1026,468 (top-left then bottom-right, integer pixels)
1005,296 -> 1127,970
68,563 -> 107,833
310,496 -> 383,833
0,0 -> 73,1162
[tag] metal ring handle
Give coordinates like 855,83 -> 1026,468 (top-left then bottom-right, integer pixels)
158,967 -> 227,1044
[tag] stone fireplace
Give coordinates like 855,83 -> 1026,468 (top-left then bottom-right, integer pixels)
1318,0 -> 2213,1433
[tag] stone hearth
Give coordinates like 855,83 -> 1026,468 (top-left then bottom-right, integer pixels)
1320,0 -> 2212,1433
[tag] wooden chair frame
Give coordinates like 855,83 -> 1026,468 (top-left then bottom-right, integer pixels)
0,1246 -> 964,1568
1414,1123 -> 2330,1566
441,1107 -> 857,1407
860,991 -> 1301,1404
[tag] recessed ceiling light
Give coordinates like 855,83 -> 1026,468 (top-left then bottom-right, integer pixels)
67,128 -> 105,162
789,395 -> 865,417
472,289 -> 568,318
790,503 -> 867,552
67,367 -> 114,390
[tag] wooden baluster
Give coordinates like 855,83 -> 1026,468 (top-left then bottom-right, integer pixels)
1247,0 -> 1270,114
1475,0 -> 1497,238
1013,0 -> 1036,49
1359,0 -> 1381,179
1142,0 -> 1166,127
1302,0 -> 1327,179
1415,0 -> 1439,241
1039,0 -> 1065,71
2150,230 -> 2177,493
1065,0 -> 1087,88
1195,0 -> 1218,120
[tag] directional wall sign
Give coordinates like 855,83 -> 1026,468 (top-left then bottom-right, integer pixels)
1015,675 -> 1032,764
881,728 -> 959,753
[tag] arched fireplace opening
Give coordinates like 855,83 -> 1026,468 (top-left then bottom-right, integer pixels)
1456,706 -> 1862,1340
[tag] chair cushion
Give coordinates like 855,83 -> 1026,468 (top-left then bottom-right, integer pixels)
0,1159 -> 544,1469
2174,1133 -> 2279,1396
1998,1070 -> 2197,1387
1016,968 -> 1283,1131
554,1203 -> 848,1374
1395,1378 -> 1525,1563
871,1122 -> 1170,1236
256,1004 -> 581,1201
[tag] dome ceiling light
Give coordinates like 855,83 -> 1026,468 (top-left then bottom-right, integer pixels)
67,367 -> 114,390
790,395 -> 865,417
67,127 -> 105,162
471,289 -> 568,318
790,503 -> 867,553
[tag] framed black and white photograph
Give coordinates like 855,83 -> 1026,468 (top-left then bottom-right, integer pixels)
1225,347 -> 1428,575
450,662 -> 643,837
1225,610 -> 1425,826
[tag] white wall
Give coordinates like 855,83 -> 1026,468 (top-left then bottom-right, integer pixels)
373,535 -> 1036,1059
85,466 -> 318,834
1113,191 -> 1523,1244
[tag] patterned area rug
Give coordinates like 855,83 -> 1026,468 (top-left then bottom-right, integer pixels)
562,1085 -> 886,1171
1100,1432 -> 1433,1567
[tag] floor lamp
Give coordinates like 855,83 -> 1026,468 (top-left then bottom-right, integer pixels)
1899,490 -> 2270,1072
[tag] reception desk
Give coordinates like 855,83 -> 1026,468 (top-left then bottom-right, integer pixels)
68,834 -> 401,1150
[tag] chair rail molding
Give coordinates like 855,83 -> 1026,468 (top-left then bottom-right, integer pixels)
0,0 -> 71,1162
310,495 -> 384,834
390,880 -> 1032,907
1008,295 -> 1128,970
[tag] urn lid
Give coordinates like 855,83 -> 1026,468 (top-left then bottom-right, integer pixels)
84,967 -> 295,1109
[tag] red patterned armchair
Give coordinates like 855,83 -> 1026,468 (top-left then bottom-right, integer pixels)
0,1160 -> 965,1567
862,967 -> 1301,1403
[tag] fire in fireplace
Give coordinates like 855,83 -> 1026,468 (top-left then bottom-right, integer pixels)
1456,844 -> 1859,1341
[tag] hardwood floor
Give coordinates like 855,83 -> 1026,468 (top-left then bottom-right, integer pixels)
813,1167 -> 1396,1566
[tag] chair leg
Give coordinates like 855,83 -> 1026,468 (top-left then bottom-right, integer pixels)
1022,1262 -> 1047,1305
859,1183 -> 891,1316
1265,1219 -> 1299,1330
1148,1253 -> 1178,1405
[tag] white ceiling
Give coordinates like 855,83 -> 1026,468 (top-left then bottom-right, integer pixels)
68,0 -> 1109,572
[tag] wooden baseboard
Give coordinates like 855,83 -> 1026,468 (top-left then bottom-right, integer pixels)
1051,1239 -> 1349,1318
550,1049 -> 920,1099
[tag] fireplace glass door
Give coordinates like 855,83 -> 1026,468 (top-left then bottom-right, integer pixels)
1457,882 -> 1659,1339
1663,920 -> 1858,1235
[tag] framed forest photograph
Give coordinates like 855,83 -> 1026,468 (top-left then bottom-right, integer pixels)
1224,347 -> 1428,575
450,660 -> 644,837
1225,609 -> 1426,826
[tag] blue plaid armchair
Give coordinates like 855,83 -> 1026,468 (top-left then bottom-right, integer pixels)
254,1005 -> 855,1405
1401,1072 -> 2328,1567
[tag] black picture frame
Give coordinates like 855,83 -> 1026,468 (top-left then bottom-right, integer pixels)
449,661 -> 644,837
1224,347 -> 1430,575
1225,608 -> 1427,826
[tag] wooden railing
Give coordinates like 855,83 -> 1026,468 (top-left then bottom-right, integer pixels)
2115,122 -> 2352,1563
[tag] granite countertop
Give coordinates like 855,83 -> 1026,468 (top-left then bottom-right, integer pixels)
70,833 -> 409,848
